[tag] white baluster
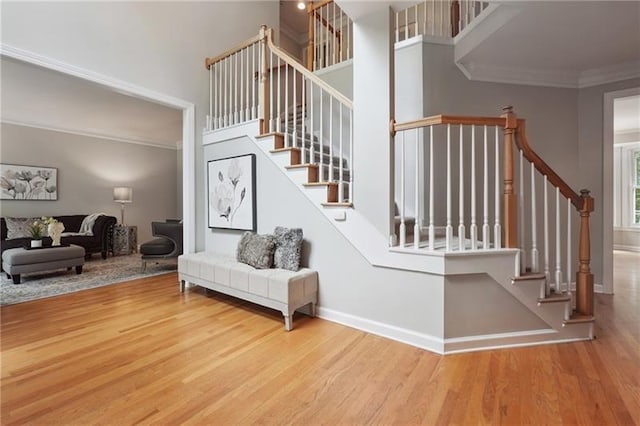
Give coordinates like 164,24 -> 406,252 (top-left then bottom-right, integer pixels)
319,87 -> 324,181
400,132 -> 406,247
405,8 -> 409,39
340,8 -> 344,62
414,4 -> 419,37
277,57 -> 281,133
252,43 -> 256,120
458,125 -> 465,251
531,163 -> 539,272
208,64 -> 212,130
555,187 -> 562,293
292,69 -> 297,148
329,97 -> 334,181
423,0 -> 428,36
219,61 -> 223,128
446,124 -> 453,251
470,124 -> 477,249
414,128 -> 421,249
301,76 -> 306,164
519,150 -> 526,272
494,126 -> 501,248
245,46 -> 250,121
349,109 -> 353,203
395,11 -> 399,42
239,48 -> 244,122
285,63 -> 289,141
483,125 -> 490,248
269,51 -> 274,132
339,103 -> 344,202
310,83 -> 314,165
544,175 -> 550,295
566,198 -> 572,313
225,57 -> 229,127
234,52 -> 238,124
429,125 -> 435,251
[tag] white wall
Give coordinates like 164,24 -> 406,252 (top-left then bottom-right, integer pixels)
1,1 -> 280,251
204,135 -> 445,343
0,123 -> 178,244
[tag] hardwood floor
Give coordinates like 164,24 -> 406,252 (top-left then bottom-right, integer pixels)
1,252 -> 638,425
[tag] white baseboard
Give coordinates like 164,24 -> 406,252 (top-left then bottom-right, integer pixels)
317,307 -> 445,355
443,329 -> 590,354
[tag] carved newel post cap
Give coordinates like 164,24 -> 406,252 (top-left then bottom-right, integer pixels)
580,189 -> 591,197
502,105 -> 513,113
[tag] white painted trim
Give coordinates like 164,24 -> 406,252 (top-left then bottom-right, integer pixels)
457,61 -> 579,89
1,118 -> 179,151
579,61 -> 640,88
317,306 -> 445,355
314,58 -> 354,77
444,329 -> 591,354
613,245 -> 640,253
603,87 -> 640,295
1,43 -> 197,256
203,120 -> 261,145
395,34 -> 452,52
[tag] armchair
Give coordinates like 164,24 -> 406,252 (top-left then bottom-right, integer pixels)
140,221 -> 183,271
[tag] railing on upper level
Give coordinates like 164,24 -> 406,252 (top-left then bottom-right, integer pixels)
391,107 -> 594,317
395,0 -> 490,43
205,26 -> 354,204
307,0 -> 353,72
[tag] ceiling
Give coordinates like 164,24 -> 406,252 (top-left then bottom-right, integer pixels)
1,56 -> 183,149
455,1 -> 640,88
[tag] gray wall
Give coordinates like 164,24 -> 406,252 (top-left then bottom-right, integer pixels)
0,1 -> 280,252
0,123 -> 178,245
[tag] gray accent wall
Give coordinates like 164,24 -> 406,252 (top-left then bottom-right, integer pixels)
0,123 -> 178,245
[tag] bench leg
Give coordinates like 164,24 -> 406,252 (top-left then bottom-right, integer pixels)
283,313 -> 292,331
12,274 -> 21,285
180,280 -> 186,293
310,302 -> 316,317
76,265 -> 83,275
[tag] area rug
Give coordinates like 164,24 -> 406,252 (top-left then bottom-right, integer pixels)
0,254 -> 177,306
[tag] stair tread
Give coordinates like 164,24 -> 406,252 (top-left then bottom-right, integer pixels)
538,293 -> 571,304
256,131 -> 284,139
322,202 -> 353,207
304,182 -> 338,187
286,163 -> 319,170
513,273 -> 546,282
270,147 -> 300,154
563,314 -> 595,325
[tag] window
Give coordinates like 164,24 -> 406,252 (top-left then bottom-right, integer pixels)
614,143 -> 640,228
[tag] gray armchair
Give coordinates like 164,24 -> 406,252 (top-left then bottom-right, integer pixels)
140,221 -> 183,271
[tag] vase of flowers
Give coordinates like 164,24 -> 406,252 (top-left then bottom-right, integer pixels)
42,216 -> 64,246
28,221 -> 44,248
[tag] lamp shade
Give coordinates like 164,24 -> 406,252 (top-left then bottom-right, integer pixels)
113,187 -> 133,203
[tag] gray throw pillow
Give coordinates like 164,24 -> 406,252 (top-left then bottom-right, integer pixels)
273,226 -> 303,271
236,232 -> 276,269
5,217 -> 42,240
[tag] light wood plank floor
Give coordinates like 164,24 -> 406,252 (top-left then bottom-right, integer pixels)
1,252 -> 638,425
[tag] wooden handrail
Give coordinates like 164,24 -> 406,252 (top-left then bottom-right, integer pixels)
391,114 -> 505,136
310,0 -> 333,12
514,119 -> 582,210
205,33 -> 262,70
265,27 -> 353,108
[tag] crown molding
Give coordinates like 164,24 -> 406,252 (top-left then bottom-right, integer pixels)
456,61 -> 580,88
0,43 -> 192,109
578,60 -> 640,88
1,118 -> 179,151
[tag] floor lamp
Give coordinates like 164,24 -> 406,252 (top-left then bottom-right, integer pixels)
113,187 -> 133,225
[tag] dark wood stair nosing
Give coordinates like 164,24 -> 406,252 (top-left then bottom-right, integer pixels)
321,202 -> 354,208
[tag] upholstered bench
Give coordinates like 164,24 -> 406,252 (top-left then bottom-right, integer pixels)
178,252 -> 318,331
2,244 -> 85,284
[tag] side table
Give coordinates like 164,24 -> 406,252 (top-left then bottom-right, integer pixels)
112,225 -> 137,256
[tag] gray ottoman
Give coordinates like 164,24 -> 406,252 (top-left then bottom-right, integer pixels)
2,245 -> 85,284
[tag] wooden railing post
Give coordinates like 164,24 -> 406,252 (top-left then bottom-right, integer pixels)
307,1 -> 315,70
502,106 -> 518,248
259,25 -> 269,135
576,189 -> 594,316
451,0 -> 460,37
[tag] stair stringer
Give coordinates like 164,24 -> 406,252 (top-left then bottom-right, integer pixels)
445,254 -> 594,350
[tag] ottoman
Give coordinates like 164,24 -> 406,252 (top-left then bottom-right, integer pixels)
2,245 -> 86,284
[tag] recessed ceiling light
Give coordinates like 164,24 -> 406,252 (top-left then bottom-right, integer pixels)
297,1 -> 306,10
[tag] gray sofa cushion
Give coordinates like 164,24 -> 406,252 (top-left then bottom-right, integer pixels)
236,232 -> 276,269
273,227 -> 303,271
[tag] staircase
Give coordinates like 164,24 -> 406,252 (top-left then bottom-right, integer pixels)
202,15 -> 595,352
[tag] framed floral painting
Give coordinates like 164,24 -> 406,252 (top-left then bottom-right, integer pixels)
0,164 -> 58,201
208,154 -> 256,231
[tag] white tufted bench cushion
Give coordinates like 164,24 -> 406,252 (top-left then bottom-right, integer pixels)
178,252 -> 318,331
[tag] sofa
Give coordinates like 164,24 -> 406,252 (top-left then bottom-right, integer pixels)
1,215 -> 117,261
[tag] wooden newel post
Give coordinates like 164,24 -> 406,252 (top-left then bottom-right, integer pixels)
576,189 -> 594,316
451,0 -> 460,37
502,106 -> 518,248
307,2 -> 315,70
259,25 -> 270,135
